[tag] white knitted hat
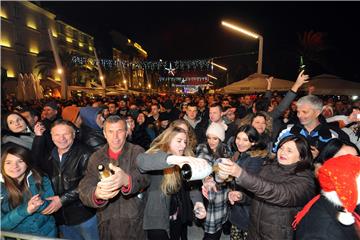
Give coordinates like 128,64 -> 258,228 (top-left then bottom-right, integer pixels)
206,122 -> 226,142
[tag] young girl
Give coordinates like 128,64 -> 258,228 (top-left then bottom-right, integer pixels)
137,125 -> 207,240
1,145 -> 57,237
197,122 -> 232,240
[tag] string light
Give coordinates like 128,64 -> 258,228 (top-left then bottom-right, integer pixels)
71,56 -> 211,71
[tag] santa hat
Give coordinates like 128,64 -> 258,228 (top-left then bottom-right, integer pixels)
62,106 -> 80,124
292,154 -> 360,229
319,154 -> 360,226
206,122 -> 226,142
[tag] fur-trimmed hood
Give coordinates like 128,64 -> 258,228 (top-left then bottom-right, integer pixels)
233,148 -> 269,161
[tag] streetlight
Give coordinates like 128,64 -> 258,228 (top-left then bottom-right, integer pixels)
211,61 -> 227,71
207,74 -> 218,80
221,20 -> 263,74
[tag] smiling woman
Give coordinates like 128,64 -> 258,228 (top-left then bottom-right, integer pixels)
218,135 -> 316,240
1,145 -> 57,237
1,112 -> 35,150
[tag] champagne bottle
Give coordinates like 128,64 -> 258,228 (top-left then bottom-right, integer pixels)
298,56 -> 306,73
181,162 -> 212,181
98,164 -> 111,180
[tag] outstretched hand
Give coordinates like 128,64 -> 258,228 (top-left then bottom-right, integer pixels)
292,70 -> 310,92
266,76 -> 274,90
218,158 -> 242,178
166,155 -> 208,169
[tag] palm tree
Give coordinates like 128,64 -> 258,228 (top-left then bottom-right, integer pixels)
297,31 -> 332,73
35,50 -> 101,86
35,50 -> 75,85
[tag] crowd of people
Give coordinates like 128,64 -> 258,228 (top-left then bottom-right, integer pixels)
1,70 -> 360,240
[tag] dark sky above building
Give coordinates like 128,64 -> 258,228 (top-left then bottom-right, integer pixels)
40,1 -> 360,82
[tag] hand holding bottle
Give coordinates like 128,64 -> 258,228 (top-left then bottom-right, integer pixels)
95,163 -> 128,200
291,70 -> 310,92
218,158 -> 243,178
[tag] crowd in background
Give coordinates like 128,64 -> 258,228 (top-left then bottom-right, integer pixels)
1,71 -> 360,240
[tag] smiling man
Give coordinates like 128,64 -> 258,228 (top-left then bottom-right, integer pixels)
273,95 -> 344,158
41,119 -> 99,240
79,115 -> 150,240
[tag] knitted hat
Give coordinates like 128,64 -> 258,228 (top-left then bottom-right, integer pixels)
318,154 -> 360,226
206,122 -> 226,142
44,101 -> 59,111
62,106 -> 80,124
292,154 -> 360,229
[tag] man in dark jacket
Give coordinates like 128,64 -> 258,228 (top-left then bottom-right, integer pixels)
273,95 -> 349,157
195,103 -> 237,144
79,115 -> 150,240
41,119 -> 99,240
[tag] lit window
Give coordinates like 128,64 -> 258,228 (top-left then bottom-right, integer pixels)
26,19 -> 37,30
0,37 -> 11,47
7,69 -> 15,78
1,8 -> 7,19
66,37 -> 73,43
52,30 -> 58,38
29,45 -> 39,54
89,46 -> 93,51
79,42 -> 84,47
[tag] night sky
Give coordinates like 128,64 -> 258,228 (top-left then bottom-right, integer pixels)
40,1 -> 360,82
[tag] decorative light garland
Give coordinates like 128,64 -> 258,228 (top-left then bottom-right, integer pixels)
71,56 -> 211,71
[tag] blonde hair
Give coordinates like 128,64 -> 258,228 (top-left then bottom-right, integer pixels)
147,125 -> 193,195
170,119 -> 197,150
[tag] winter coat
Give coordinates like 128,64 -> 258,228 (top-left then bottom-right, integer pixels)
129,123 -> 151,150
136,151 -> 203,233
1,173 -> 57,237
229,149 -> 268,230
79,142 -> 150,240
80,124 -> 107,152
235,161 -> 316,240
295,196 -> 358,240
46,142 -> 96,226
273,121 -> 342,153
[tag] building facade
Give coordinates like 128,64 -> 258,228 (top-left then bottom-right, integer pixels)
1,1 -> 95,95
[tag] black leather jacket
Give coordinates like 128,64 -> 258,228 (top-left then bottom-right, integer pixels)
48,142 -> 96,225
80,125 -> 107,152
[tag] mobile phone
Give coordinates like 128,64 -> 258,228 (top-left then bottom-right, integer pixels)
357,114 -> 360,120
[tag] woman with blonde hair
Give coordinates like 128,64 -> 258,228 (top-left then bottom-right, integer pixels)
137,125 -> 207,240
170,119 -> 198,150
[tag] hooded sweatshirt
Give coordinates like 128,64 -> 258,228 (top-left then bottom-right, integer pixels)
79,107 -> 102,130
